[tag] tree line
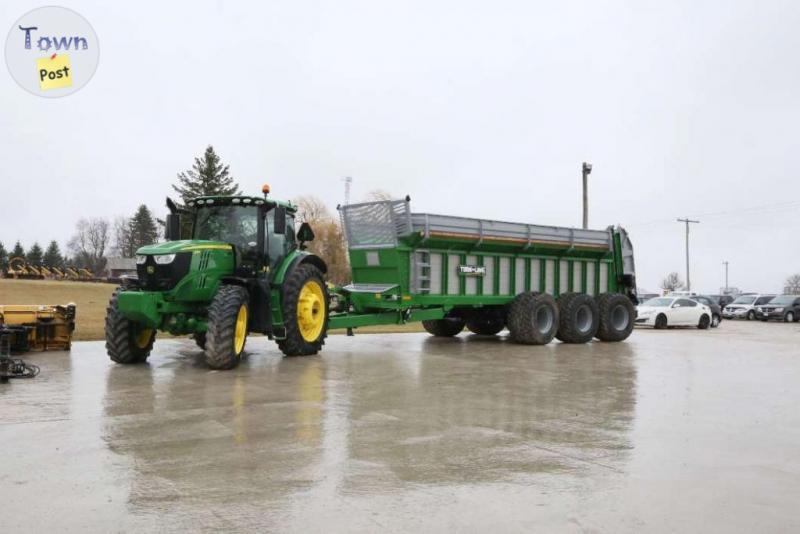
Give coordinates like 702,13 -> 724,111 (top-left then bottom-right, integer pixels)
2,144 -> 373,282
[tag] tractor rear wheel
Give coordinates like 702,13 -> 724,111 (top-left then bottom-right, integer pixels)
507,292 -> 559,345
277,264 -> 329,356
555,293 -> 599,343
595,293 -> 635,342
105,287 -> 155,364
465,309 -> 505,335
205,285 -> 250,370
422,318 -> 466,336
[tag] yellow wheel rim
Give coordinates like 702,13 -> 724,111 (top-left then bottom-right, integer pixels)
297,280 -> 325,342
234,304 -> 248,355
135,328 -> 153,349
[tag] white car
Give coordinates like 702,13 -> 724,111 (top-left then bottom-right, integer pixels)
635,296 -> 713,329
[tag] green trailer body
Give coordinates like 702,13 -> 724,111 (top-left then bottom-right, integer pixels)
328,198 -> 637,330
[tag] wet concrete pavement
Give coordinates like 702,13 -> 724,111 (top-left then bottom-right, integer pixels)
2,320 -> 799,532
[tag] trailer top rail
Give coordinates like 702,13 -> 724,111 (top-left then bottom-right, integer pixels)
339,197 -> 615,251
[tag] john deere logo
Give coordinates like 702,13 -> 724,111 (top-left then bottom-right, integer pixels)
458,265 -> 486,276
5,6 -> 99,97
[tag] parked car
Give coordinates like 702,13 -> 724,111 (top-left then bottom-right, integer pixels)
691,295 -> 721,327
709,294 -> 735,309
722,294 -> 775,320
755,295 -> 800,322
636,296 -> 713,329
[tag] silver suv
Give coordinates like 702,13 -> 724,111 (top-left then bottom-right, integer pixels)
723,294 -> 775,320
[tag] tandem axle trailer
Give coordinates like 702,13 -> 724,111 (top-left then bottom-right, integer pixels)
328,197 -> 637,345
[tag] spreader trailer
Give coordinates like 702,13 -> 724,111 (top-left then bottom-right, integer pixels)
105,187 -> 638,370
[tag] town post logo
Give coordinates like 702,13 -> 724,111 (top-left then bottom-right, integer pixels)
5,6 -> 99,97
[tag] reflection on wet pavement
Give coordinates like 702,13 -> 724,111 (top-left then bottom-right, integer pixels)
2,321 -> 799,532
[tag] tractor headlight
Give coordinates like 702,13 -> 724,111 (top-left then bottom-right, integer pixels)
154,254 -> 176,265
135,255 -> 147,265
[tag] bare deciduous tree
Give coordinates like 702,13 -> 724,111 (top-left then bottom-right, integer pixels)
293,195 -> 350,285
785,273 -> 800,294
661,271 -> 684,291
365,189 -> 393,201
68,217 -> 110,274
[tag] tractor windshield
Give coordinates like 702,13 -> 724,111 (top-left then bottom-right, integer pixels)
193,205 -> 259,251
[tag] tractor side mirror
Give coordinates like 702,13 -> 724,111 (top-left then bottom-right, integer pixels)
273,207 -> 287,235
165,213 -> 181,241
297,222 -> 315,243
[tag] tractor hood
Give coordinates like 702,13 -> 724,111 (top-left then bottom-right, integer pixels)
136,240 -> 233,255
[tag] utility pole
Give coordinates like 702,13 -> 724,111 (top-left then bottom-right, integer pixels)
582,162 -> 592,229
722,261 -> 729,292
676,218 -> 700,291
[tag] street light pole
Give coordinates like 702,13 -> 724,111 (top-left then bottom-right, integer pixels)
722,261 -> 729,292
676,218 -> 700,291
582,162 -> 592,229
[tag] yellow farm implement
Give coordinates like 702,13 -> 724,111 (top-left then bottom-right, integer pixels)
0,304 -> 76,352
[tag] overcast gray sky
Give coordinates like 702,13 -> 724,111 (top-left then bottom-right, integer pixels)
2,0 -> 799,293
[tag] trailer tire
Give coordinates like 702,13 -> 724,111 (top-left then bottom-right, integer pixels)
555,293 -> 599,344
507,292 -> 559,345
465,309 -> 505,335
422,318 -> 466,337
595,293 -> 635,342
105,287 -> 155,364
205,285 -> 250,370
277,264 -> 329,356
193,332 -> 206,350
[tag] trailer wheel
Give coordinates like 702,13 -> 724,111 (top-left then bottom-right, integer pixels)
465,309 -> 505,335
422,318 -> 466,337
205,285 -> 250,370
507,292 -> 559,345
555,293 -> 599,344
277,264 -> 329,356
193,332 -> 206,350
595,293 -> 635,342
105,287 -> 155,364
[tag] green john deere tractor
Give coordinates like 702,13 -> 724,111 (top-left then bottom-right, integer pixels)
105,187 -> 329,369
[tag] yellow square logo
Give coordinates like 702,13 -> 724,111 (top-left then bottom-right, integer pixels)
36,54 -> 73,91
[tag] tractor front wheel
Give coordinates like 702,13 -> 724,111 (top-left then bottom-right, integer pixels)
205,285 -> 250,370
277,264 -> 329,356
105,287 -> 155,364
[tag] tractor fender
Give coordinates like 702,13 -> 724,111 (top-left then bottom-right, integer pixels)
272,251 -> 327,287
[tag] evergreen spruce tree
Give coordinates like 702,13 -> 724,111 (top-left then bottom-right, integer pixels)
43,240 -> 64,268
0,241 -> 7,270
129,205 -> 159,251
11,241 -> 25,260
172,145 -> 240,204
26,242 -> 44,266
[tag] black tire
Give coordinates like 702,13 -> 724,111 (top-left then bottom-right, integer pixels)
595,293 -> 635,341
194,332 -> 206,350
105,287 -> 155,364
698,314 -> 710,329
507,292 -> 559,345
747,310 -> 756,320
555,293 -> 599,344
422,317 -> 466,337
205,285 -> 250,370
711,314 -> 720,328
654,314 -> 668,329
465,309 -> 505,335
277,264 -> 329,356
